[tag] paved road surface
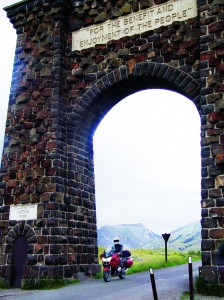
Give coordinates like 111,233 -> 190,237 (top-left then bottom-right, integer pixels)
0,261 -> 201,300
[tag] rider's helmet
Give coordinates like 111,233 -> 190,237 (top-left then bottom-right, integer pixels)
113,237 -> 119,244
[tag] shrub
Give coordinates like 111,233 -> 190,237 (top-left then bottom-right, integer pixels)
93,272 -> 103,279
188,250 -> 201,256
0,279 -> 10,289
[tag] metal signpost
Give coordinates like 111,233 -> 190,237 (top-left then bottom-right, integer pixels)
162,233 -> 171,263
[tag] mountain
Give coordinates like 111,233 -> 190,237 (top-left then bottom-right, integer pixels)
169,221 -> 201,251
97,223 -> 160,249
97,221 -> 201,251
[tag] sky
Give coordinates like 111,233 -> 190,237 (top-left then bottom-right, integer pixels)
0,0 -> 17,156
94,91 -> 201,234
0,1 -> 201,234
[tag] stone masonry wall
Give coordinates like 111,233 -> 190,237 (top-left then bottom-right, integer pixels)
0,0 -> 100,283
0,0 -> 223,286
199,0 -> 224,284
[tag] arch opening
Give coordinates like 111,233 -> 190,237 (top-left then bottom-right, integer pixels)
93,89 -> 201,250
11,236 -> 28,288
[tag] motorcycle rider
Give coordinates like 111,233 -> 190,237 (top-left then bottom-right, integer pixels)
111,237 -> 124,271
111,237 -> 123,254
101,237 -> 133,282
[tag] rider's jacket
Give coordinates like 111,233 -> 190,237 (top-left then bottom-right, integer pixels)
111,243 -> 123,254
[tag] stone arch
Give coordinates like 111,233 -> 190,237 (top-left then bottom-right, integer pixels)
1,0 -> 224,288
6,222 -> 37,245
68,62 -> 200,145
2,222 -> 37,286
66,62 -> 201,258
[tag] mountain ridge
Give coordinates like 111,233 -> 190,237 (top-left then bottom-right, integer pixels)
97,221 -> 201,251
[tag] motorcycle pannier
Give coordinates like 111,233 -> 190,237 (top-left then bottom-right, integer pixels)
124,257 -> 133,268
122,250 -> 131,257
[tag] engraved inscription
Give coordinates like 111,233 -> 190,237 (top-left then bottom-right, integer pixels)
72,0 -> 197,51
9,204 -> 38,221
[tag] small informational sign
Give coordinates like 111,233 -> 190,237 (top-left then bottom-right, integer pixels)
72,0 -> 197,51
9,204 -> 38,221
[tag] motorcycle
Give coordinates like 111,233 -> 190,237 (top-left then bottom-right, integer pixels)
100,249 -> 133,282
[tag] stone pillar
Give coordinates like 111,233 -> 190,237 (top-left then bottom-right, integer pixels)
199,0 -> 224,285
0,0 -> 100,285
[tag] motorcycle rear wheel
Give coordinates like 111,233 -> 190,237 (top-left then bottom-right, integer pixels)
118,269 -> 126,279
103,270 -> 111,282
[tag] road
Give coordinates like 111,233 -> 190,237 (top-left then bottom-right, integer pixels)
1,261 -> 201,300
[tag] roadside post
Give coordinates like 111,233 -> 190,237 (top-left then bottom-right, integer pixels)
162,233 -> 171,263
188,257 -> 194,300
149,268 -> 158,300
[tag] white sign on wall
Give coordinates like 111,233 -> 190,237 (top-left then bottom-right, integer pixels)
72,0 -> 197,51
9,204 -> 38,221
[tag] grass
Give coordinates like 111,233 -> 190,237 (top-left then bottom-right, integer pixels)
128,249 -> 200,275
180,291 -> 190,300
22,277 -> 80,290
98,247 -> 201,275
0,277 -> 80,291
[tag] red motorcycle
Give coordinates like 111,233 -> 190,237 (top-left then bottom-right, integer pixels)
100,249 -> 133,282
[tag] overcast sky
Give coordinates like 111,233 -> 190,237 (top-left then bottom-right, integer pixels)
0,0 -> 17,156
0,1 -> 201,234
94,90 -> 201,233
